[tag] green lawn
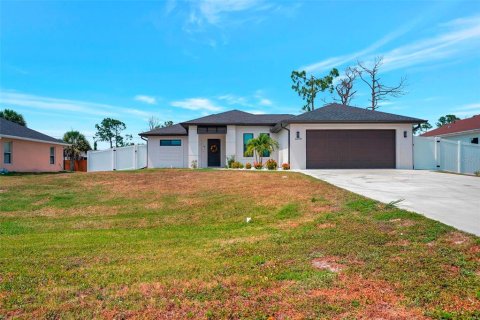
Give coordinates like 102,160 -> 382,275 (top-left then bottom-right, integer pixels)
0,169 -> 479,319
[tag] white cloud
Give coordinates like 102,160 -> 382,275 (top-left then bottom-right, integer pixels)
258,98 -> 272,106
0,90 -> 151,119
171,98 -> 223,111
194,0 -> 267,25
134,95 -> 157,105
218,94 -> 250,106
302,14 -> 480,74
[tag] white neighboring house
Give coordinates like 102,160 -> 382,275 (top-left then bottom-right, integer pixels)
421,114 -> 480,145
139,103 -> 425,170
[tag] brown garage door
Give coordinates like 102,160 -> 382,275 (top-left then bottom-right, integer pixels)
306,130 -> 396,169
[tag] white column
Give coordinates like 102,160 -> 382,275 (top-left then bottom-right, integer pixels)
188,125 -> 199,168
457,141 -> 462,173
226,125 -> 236,162
434,137 -> 440,170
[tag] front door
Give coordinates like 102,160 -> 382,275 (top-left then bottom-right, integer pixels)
208,139 -> 221,167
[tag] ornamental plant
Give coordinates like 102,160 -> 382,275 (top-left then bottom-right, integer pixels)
245,162 -> 252,169
246,134 -> 279,164
254,162 -> 263,170
231,161 -> 244,169
282,163 -> 290,170
265,159 -> 277,170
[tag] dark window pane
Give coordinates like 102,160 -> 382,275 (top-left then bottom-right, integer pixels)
471,137 -> 479,144
243,133 -> 254,157
261,133 -> 270,157
160,140 -> 182,146
4,153 -> 11,164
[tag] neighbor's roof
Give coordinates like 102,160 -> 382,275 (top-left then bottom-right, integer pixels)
0,117 -> 68,145
139,123 -> 188,136
181,110 -> 294,126
422,115 -> 480,137
282,103 -> 426,124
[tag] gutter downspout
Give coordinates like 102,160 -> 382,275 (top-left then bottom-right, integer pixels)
280,122 -> 291,164
141,136 -> 148,169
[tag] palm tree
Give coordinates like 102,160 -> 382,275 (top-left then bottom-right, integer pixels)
0,109 -> 27,126
63,131 -> 92,171
246,134 -> 279,164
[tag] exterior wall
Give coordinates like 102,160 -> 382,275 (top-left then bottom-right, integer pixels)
288,123 -> 414,170
0,137 -> 64,172
439,131 -> 480,144
276,128 -> 289,166
188,125 -> 199,168
199,134 -> 226,168
147,136 -> 188,168
234,126 -> 280,165
225,125 -> 236,161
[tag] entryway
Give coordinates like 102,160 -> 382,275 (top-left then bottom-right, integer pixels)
207,139 -> 221,167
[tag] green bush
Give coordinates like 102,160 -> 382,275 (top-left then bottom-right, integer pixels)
231,161 -> 244,169
245,162 -> 252,169
265,159 -> 277,170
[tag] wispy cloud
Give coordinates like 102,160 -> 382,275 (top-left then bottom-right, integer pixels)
452,102 -> 480,117
218,94 -> 250,106
189,0 -> 269,26
171,98 -> 223,111
302,14 -> 480,73
0,90 -> 151,119
134,95 -> 157,105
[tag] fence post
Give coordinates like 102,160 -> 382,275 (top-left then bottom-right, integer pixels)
457,141 -> 462,173
112,149 -> 116,171
434,137 -> 441,170
134,145 -> 138,169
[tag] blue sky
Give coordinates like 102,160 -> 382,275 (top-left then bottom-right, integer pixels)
1,0 -> 479,147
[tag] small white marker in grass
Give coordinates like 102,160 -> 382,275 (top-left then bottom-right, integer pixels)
246,217 -> 252,223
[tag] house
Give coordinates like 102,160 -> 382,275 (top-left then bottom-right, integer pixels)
421,115 -> 480,144
139,103 -> 425,170
0,118 -> 68,172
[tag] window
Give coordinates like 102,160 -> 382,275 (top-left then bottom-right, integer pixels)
3,142 -> 12,164
471,137 -> 479,144
160,139 -> 182,146
260,133 -> 270,157
243,133 -> 253,157
50,147 -> 55,164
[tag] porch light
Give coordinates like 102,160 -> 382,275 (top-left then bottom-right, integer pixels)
404,131 -> 407,138
296,131 -> 300,139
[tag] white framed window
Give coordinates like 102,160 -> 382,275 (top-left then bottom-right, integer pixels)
3,141 -> 12,164
50,147 -> 55,164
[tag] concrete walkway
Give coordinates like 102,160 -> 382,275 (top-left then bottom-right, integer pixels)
298,169 -> 480,236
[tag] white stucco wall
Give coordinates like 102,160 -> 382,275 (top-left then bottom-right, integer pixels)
288,123 -> 414,170
276,128 -> 289,166
188,125 -> 199,168
234,126 -> 280,165
438,130 -> 480,144
147,136 -> 188,168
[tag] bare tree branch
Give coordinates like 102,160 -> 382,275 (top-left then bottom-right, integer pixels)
357,56 -> 407,110
335,66 -> 360,105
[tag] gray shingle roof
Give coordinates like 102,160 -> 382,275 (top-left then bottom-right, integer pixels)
0,118 -> 67,144
181,110 -> 294,126
139,123 -> 188,136
284,103 -> 426,124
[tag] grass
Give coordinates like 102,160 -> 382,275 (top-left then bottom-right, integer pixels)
0,169 -> 479,319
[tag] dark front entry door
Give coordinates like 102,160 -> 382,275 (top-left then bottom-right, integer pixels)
208,139 -> 221,167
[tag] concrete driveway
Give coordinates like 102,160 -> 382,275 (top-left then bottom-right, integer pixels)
299,169 -> 480,236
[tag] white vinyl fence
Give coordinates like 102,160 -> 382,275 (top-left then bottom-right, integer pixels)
414,136 -> 480,175
87,145 -> 147,172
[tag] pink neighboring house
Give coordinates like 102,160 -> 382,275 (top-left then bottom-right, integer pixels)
0,118 -> 68,172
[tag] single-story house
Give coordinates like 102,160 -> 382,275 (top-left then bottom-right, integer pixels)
421,114 -> 480,144
0,118 -> 69,172
139,103 -> 425,170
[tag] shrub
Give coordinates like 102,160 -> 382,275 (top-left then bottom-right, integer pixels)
475,170 -> 480,177
227,155 -> 236,168
245,162 -> 252,169
190,160 -> 198,169
265,159 -> 277,170
282,163 -> 290,170
231,161 -> 244,169
254,162 -> 263,170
